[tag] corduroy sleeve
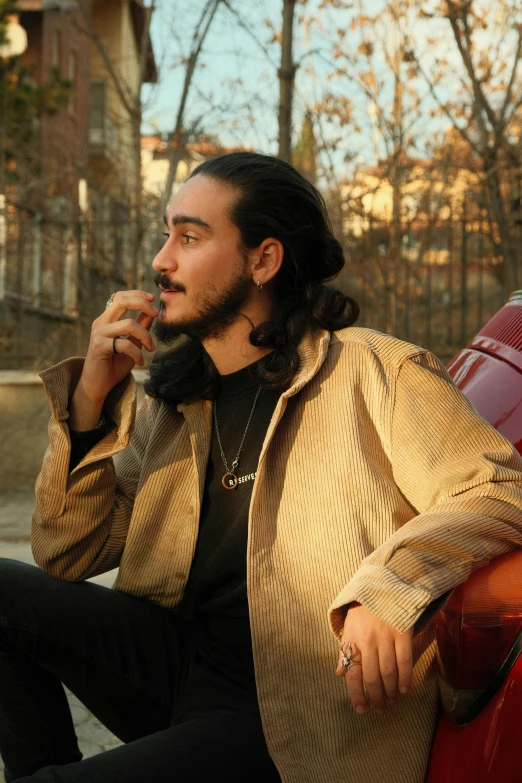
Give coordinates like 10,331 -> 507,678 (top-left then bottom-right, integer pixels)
329,350 -> 522,637
32,356 -> 157,581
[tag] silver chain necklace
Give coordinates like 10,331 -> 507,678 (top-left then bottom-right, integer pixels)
213,386 -> 262,490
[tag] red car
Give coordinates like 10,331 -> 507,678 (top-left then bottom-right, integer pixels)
427,292 -> 522,782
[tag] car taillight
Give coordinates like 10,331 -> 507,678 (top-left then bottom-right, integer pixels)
435,549 -> 522,723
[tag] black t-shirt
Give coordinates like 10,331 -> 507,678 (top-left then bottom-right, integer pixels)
179,359 -> 280,686
69,358 -> 280,691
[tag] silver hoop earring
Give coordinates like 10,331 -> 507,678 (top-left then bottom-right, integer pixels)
256,280 -> 263,292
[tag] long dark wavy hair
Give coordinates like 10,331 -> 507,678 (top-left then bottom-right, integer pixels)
144,152 -> 360,407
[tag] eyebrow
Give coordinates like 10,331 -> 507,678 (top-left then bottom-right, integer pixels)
163,213 -> 213,232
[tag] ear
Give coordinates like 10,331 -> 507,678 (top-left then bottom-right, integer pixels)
250,238 -> 284,286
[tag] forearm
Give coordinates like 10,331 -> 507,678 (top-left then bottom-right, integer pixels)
33,356 -> 140,580
330,487 -> 522,637
68,379 -> 105,431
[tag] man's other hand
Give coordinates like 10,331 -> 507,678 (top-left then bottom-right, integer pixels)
336,602 -> 413,715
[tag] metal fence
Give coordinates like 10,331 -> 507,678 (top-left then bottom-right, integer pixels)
339,212 -> 507,363
0,201 -> 162,370
0,200 -> 512,369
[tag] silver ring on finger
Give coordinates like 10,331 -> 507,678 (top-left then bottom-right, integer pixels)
340,641 -> 361,673
105,292 -> 118,310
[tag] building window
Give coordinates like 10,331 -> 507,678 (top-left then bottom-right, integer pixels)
51,28 -> 61,72
68,50 -> 77,114
90,82 -> 105,129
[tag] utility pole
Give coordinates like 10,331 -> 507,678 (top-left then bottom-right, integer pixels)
278,0 -> 297,163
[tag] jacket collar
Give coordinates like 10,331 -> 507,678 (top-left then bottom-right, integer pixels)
281,325 -> 331,398
176,326 -> 332,414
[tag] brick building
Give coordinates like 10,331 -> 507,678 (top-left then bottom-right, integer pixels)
17,0 -> 90,217
0,0 -> 156,369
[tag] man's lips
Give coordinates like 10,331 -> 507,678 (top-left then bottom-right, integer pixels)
160,290 -> 182,299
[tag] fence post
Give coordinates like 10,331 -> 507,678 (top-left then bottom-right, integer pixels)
477,223 -> 484,333
76,215 -> 85,355
447,205 -> 454,349
32,213 -> 42,309
404,254 -> 410,342
426,257 -> 432,351
460,198 -> 468,347
0,194 -> 5,301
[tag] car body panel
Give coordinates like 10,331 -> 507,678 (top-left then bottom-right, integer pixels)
427,655 -> 522,782
447,348 -> 522,455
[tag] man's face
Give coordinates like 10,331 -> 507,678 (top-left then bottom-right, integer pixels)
151,174 -> 252,345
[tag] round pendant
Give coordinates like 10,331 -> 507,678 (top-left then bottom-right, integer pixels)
222,472 -> 238,490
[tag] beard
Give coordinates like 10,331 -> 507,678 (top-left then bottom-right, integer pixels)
152,260 -> 252,346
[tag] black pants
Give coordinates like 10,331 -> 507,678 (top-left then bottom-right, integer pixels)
0,559 -> 281,782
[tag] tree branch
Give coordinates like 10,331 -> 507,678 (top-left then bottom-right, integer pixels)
499,26 -> 522,128
446,3 -> 497,135
160,0 -> 224,214
221,0 -> 278,67
412,51 -> 480,155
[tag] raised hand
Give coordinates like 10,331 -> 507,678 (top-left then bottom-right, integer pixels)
78,290 -> 159,405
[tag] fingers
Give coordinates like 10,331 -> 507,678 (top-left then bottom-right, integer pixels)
360,648 -> 387,713
336,651 -> 346,677
395,630 -> 413,695
136,310 -> 156,330
340,647 -> 392,715
378,641 -> 398,703
345,657 -> 367,716
338,604 -> 415,717
105,318 -> 156,352
337,630 -> 413,716
102,290 -> 159,322
111,336 -> 146,366
89,288 -> 159,370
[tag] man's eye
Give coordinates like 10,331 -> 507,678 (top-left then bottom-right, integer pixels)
183,235 -> 197,244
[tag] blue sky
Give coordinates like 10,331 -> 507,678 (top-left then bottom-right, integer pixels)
142,0 -> 284,153
141,0 -> 521,181
142,0 -> 364,165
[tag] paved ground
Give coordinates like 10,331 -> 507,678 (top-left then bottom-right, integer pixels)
0,489 -> 123,780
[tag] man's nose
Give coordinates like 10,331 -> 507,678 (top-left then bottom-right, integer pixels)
151,240 -> 179,274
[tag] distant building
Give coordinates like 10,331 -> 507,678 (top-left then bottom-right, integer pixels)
342,150 -> 483,264
141,134 -> 249,202
17,0 -> 91,216
16,0 -> 157,219
0,0 -> 157,369
89,0 -> 157,211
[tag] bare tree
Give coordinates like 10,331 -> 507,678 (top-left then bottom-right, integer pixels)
415,0 -> 522,294
159,0 -> 225,217
278,0 -> 298,162
318,0 -> 429,332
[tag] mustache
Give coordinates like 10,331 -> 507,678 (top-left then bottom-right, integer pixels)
153,272 -> 185,294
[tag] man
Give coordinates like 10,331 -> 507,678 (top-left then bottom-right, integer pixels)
2,152 -> 522,782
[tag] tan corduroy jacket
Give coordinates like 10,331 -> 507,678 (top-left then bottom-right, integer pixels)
34,326 -> 522,783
